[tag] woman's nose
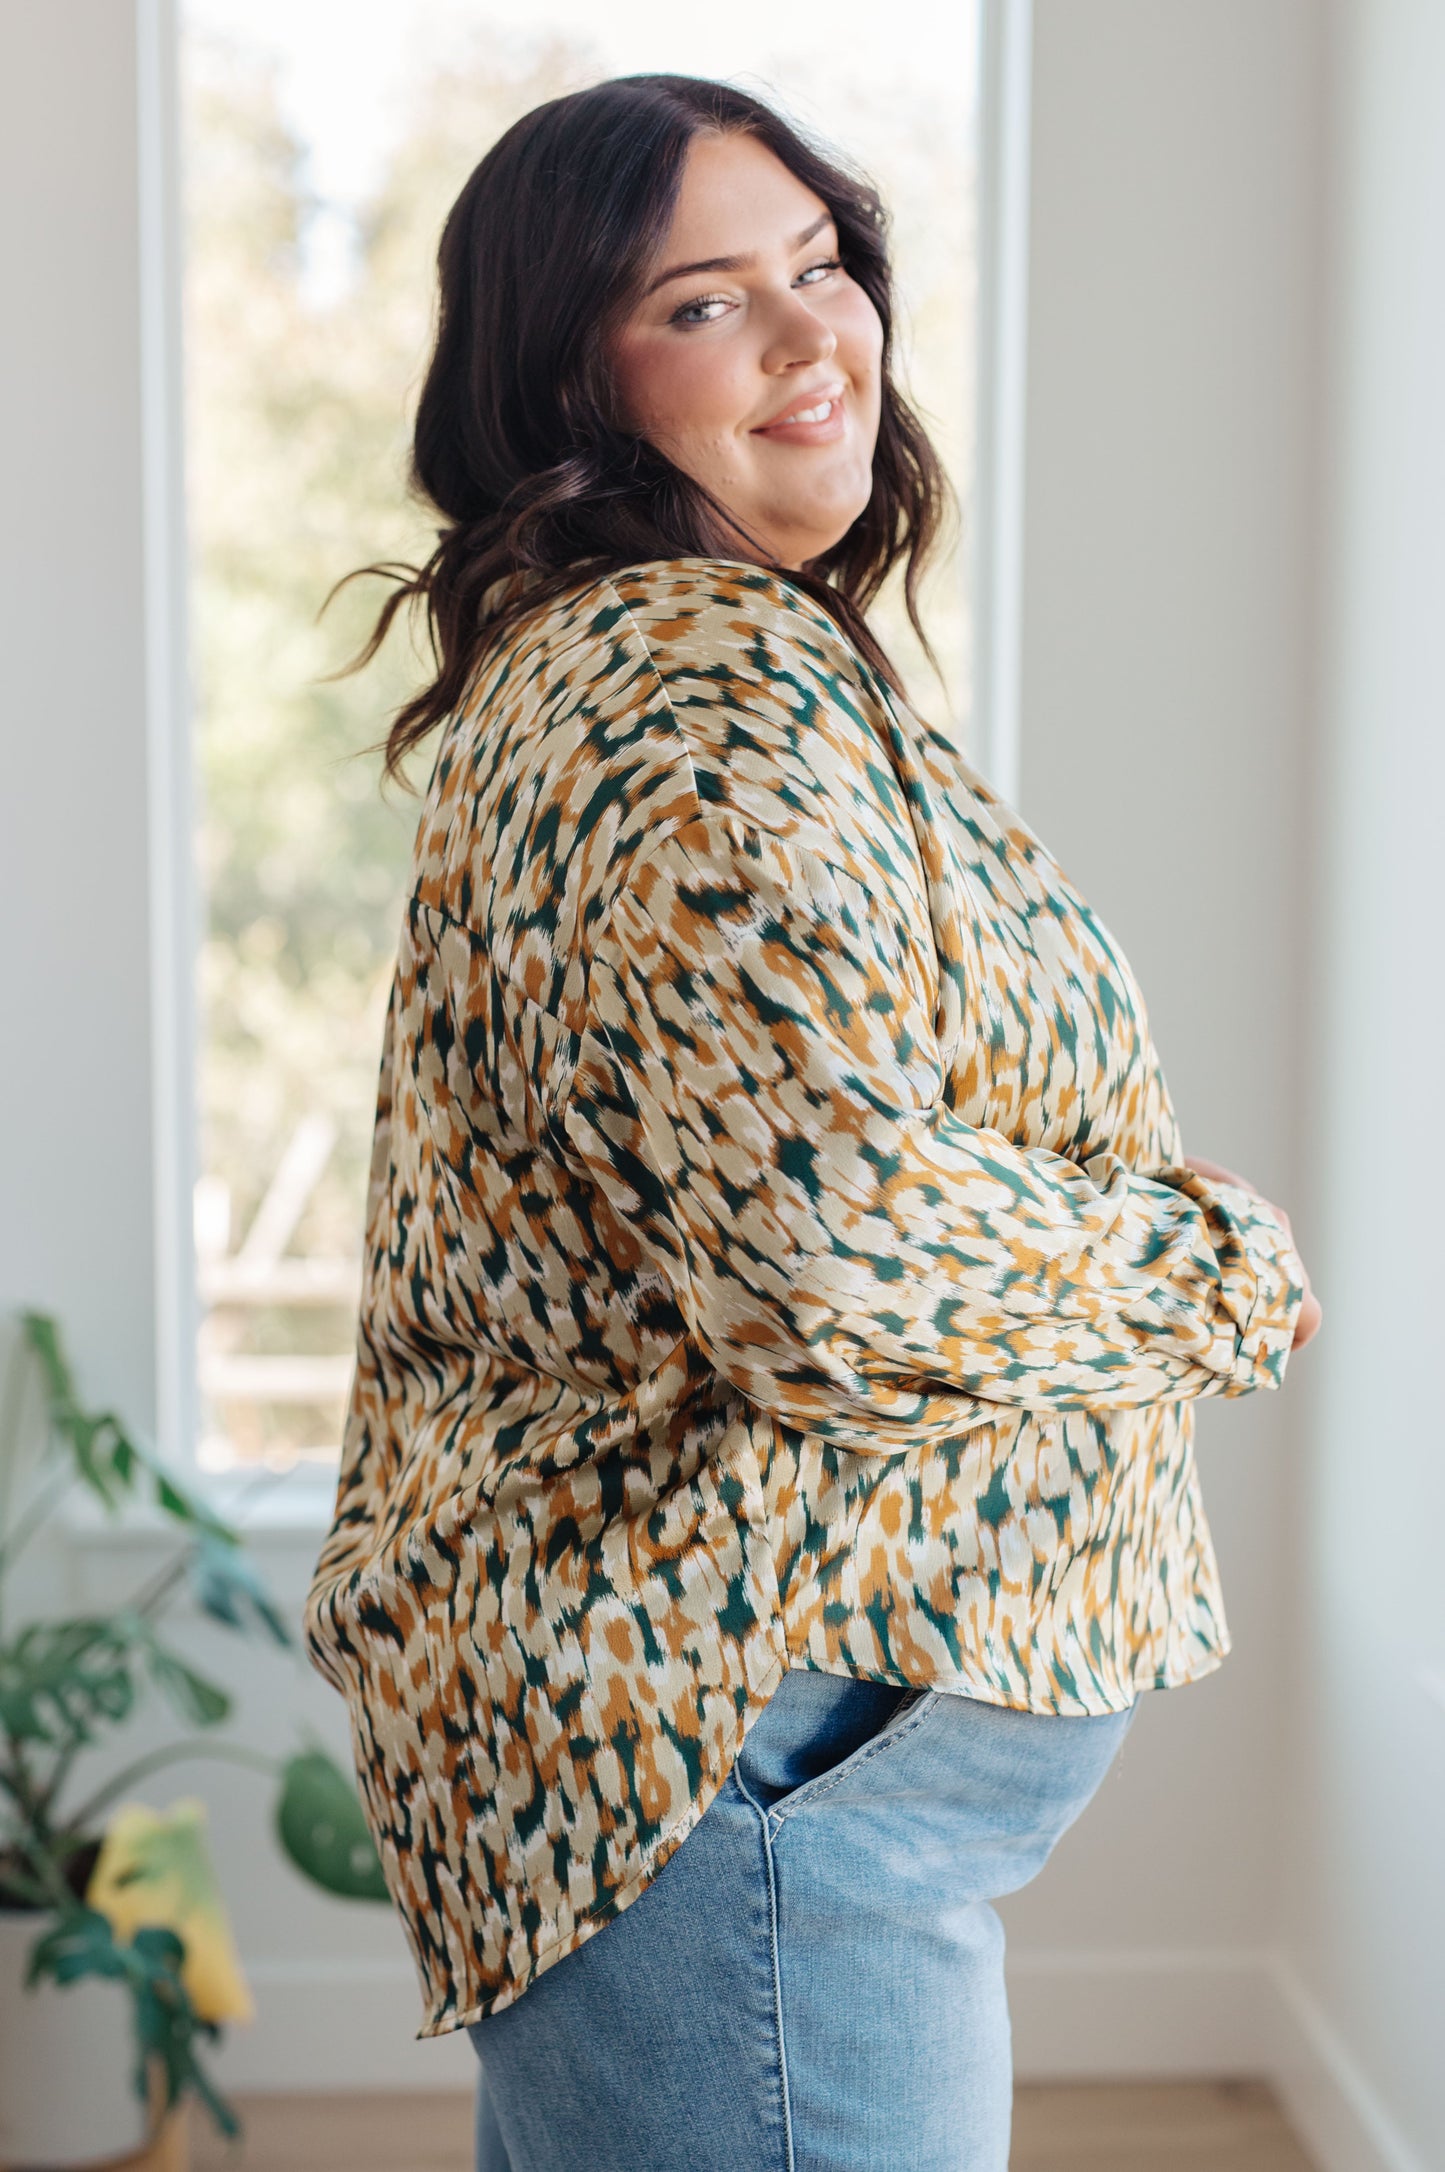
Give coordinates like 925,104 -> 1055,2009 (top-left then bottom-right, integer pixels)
761,297 -> 837,374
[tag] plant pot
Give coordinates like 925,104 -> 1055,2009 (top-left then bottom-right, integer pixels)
0,1907 -> 148,2170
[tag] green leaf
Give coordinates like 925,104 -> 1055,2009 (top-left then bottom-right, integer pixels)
19,1312 -> 237,1543
27,1907 -> 241,2141
21,1316 -> 137,1511
0,1609 -> 235,1749
20,1313 -> 78,1426
25,1905 -> 130,1989
275,1750 -> 388,1901
142,1643 -> 232,1729
152,1470 -> 233,1541
130,1922 -> 187,1971
70,1413 -> 115,1506
0,1620 -> 135,1744
190,1532 -> 292,1647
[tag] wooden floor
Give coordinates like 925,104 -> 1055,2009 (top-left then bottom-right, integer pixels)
1013,2082 -> 1317,2170
192,2080 -> 1317,2170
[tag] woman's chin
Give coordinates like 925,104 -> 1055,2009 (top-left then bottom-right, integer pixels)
759,483 -> 874,567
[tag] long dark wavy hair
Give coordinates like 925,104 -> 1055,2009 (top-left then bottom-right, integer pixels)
340,74 -> 952,780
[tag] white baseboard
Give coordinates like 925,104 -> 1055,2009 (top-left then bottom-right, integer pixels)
209,1960 -> 476,2093
1007,1946 -> 1276,2078
1010,1948 -> 1429,2172
210,1945 -> 1433,2172
1267,1959 -> 1429,2172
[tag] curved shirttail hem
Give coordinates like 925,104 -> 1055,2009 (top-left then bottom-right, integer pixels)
781,1626 -> 1232,1715
412,1626 -> 1230,2040
414,1641 -> 790,2040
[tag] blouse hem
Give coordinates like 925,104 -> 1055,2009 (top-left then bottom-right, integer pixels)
410,1629 -> 1229,2040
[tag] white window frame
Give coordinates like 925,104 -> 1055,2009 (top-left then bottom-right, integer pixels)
140,0 -> 201,1482
972,0 -> 1034,807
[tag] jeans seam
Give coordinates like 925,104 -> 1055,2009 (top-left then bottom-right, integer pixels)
767,1691 -> 936,1830
733,1767 -> 796,2172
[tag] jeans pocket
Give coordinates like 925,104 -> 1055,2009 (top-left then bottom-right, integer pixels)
747,1676 -> 937,1829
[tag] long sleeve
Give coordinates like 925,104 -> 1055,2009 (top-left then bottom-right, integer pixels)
568,814 -> 1304,1457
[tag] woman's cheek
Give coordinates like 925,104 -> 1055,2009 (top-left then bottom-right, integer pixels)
839,285 -> 885,382
668,369 -> 742,463
698,427 -> 752,494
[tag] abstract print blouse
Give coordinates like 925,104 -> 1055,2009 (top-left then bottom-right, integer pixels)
304,559 -> 1303,2036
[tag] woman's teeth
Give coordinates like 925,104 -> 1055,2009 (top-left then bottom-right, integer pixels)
788,400 -> 835,424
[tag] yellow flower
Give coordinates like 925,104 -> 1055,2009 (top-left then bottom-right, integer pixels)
86,1798 -> 253,2025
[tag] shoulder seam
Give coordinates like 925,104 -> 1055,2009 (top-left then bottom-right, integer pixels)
407,896 -> 586,1039
600,808 -> 906,924
571,574 -> 710,940
411,576 -> 707,944
600,574 -> 701,810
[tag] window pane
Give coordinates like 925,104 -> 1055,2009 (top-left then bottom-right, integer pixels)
181,0 -> 980,1473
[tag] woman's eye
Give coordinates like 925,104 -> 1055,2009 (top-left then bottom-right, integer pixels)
671,295 -> 731,327
669,258 -> 842,327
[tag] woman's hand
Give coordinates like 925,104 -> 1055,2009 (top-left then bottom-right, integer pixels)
1184,1155 -> 1322,1352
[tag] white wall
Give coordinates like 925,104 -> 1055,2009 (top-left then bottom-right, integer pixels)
0,2 -> 160,1429
1003,8 -> 1445,2165
1273,5 -> 1445,2168
1000,0 -> 1326,2059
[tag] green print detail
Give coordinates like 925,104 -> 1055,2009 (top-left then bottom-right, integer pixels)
973,1459 -> 1015,1532
775,1133 -> 821,1199
303,558 -> 1303,2038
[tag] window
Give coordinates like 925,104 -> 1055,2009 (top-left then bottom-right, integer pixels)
180,0 -> 982,1473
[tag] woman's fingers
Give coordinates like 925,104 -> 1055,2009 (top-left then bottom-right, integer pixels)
1184,1153 -> 1320,1352
1183,1152 -> 1256,1196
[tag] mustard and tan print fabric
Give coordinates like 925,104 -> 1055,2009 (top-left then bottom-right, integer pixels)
304,559 -> 1304,2035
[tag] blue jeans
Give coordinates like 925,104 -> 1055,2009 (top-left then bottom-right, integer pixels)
468,1669 -> 1136,2171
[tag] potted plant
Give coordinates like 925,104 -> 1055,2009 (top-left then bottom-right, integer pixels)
0,1312 -> 387,2168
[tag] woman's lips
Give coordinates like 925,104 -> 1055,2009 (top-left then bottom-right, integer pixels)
752,385 -> 848,445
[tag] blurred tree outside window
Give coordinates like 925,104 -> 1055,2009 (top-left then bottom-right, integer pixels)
181,0 -> 980,1472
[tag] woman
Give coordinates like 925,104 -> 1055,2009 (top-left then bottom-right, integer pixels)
304,74 -> 1319,2172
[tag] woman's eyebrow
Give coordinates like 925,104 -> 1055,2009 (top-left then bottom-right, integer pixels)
644,211 -> 835,296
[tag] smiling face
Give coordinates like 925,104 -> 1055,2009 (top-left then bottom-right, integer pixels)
609,131 -> 885,570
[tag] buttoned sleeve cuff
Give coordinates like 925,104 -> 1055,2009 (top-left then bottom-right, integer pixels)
1152,1166 -> 1306,1392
